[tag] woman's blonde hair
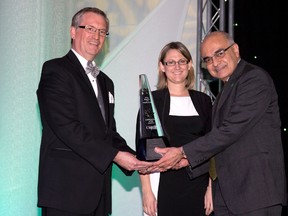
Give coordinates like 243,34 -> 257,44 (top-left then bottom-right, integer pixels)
156,41 -> 195,90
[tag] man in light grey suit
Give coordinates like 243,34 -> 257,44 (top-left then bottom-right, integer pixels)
147,31 -> 287,215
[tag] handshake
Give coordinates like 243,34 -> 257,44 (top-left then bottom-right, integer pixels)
113,147 -> 189,173
137,146 -> 189,174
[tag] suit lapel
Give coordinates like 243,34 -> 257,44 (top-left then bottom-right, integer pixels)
213,60 -> 246,113
66,51 -> 108,125
66,51 -> 95,95
215,82 -> 229,111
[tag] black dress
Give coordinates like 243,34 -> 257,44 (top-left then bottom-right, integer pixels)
157,108 -> 209,215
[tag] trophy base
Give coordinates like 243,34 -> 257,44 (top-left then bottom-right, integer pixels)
136,137 -> 169,161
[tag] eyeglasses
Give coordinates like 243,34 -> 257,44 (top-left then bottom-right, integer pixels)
78,25 -> 109,37
202,43 -> 235,65
164,59 -> 189,67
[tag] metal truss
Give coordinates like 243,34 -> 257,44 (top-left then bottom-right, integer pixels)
195,0 -> 235,103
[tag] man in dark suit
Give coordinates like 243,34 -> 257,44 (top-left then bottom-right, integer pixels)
37,7 -> 151,216
148,31 -> 287,215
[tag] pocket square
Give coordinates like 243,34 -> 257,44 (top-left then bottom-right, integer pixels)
109,92 -> 114,104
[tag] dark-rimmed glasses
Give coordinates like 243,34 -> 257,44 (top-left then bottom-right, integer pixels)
164,59 -> 189,67
78,25 -> 109,37
202,43 -> 235,65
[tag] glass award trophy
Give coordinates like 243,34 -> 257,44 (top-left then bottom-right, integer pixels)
136,74 -> 169,161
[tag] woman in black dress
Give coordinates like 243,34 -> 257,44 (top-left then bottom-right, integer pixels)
139,42 -> 213,216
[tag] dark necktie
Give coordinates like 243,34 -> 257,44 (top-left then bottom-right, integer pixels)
86,61 -> 106,123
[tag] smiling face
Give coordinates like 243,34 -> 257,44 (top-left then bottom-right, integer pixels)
159,49 -> 192,87
201,32 -> 240,82
70,12 -> 107,61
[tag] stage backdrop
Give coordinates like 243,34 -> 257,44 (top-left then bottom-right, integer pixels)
0,0 -> 197,215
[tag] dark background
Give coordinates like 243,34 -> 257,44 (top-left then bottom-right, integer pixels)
234,0 -> 287,132
208,0 -> 287,214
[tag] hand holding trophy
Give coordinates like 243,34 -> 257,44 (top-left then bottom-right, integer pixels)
136,74 -> 169,161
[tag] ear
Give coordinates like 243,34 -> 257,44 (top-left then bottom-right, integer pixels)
232,43 -> 240,58
159,62 -> 165,72
70,26 -> 76,40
